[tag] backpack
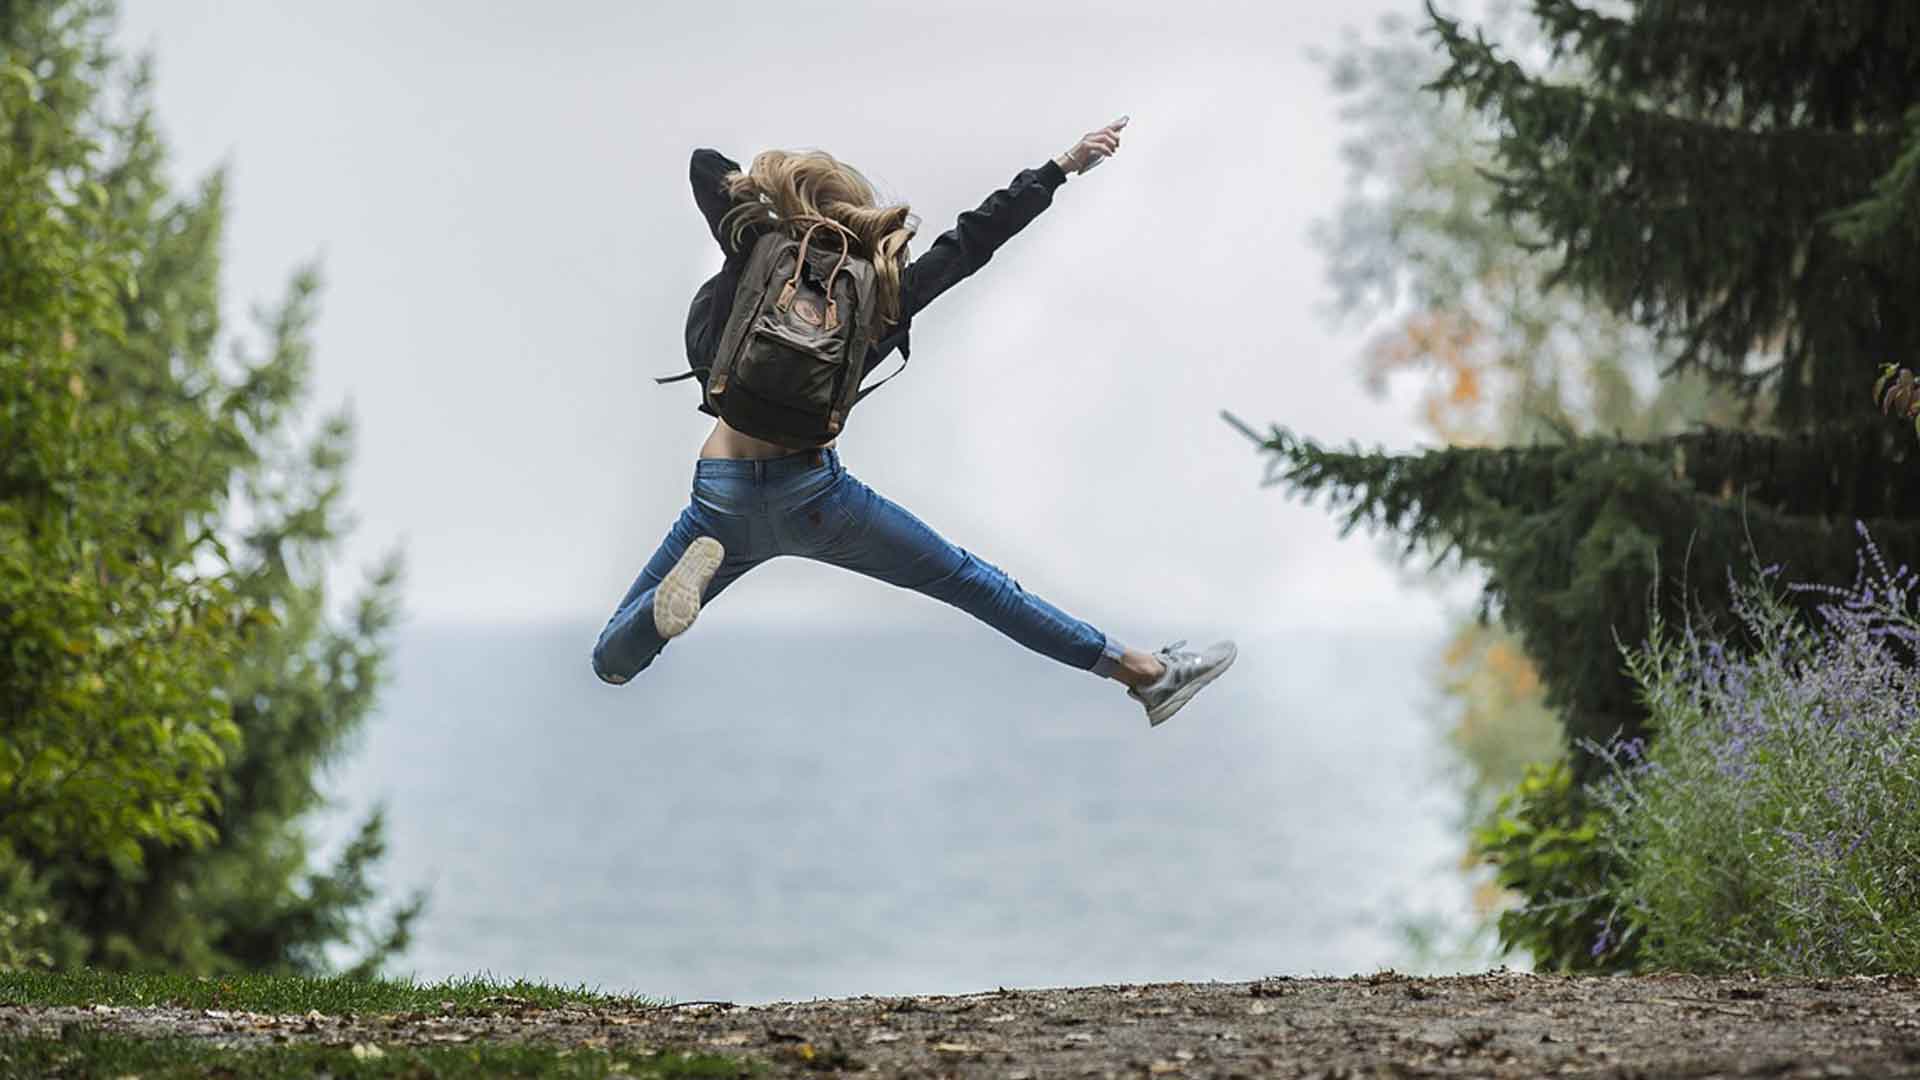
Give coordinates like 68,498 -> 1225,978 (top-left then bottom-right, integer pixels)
701,218 -> 885,448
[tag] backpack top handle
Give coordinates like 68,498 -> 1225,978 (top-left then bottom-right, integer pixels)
778,216 -> 859,332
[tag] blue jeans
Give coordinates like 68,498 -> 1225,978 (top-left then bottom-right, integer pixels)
592,448 -> 1124,684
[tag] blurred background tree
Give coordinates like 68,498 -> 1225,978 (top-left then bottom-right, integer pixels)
1245,0 -> 1920,768
0,0 -> 417,973
1308,4 -> 1748,961
1252,0 -> 1920,967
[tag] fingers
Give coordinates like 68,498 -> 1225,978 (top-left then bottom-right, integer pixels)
1084,131 -> 1120,155
1064,116 -> 1129,174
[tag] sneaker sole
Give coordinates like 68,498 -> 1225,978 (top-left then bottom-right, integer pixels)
1149,643 -> 1238,727
653,536 -> 725,639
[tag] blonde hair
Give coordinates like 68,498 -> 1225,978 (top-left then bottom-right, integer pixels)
718,149 -> 917,332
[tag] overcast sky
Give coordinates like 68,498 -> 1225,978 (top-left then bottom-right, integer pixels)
112,0 -> 1465,644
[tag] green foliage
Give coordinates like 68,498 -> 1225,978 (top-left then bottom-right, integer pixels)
1,0 -> 242,878
1424,0 -> 1920,429
1317,4 -> 1748,449
1240,3 -> 1920,770
0,1033 -> 746,1080
1312,10 -> 1771,970
1230,419 -> 1920,761
0,969 -> 663,1014
0,0 -> 415,973
1288,1 -> 1920,973
1470,760 -> 1633,971
0,844 -> 79,971
1830,106 -> 1920,254
1598,544 -> 1920,974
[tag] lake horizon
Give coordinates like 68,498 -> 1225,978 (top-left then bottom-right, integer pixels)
315,618 -> 1469,1004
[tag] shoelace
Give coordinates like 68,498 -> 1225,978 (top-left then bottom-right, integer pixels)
1154,640 -> 1194,685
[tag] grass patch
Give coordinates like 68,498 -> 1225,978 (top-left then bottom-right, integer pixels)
0,1031 -> 748,1079
0,970 -> 662,1015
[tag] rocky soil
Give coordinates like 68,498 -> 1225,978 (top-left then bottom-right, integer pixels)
7,970 -> 1920,1077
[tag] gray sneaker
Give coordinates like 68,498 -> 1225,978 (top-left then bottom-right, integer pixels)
1127,639 -> 1238,727
652,536 -> 725,639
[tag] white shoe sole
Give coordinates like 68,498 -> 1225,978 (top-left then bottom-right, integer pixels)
1149,643 -> 1238,727
653,536 -> 724,639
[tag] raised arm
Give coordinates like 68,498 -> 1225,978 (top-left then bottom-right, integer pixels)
896,160 -> 1068,321
690,147 -> 760,255
897,117 -> 1128,322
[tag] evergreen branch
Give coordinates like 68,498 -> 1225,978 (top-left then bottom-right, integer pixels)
1422,3 -> 1912,428
1829,106 -> 1920,251
1239,424 -> 1920,759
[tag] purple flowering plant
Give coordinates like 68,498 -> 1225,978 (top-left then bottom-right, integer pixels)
1591,524 -> 1920,974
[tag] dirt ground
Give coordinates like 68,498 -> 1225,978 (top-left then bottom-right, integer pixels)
7,971 -> 1920,1077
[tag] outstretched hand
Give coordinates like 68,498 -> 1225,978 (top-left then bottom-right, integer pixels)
1056,116 -> 1128,176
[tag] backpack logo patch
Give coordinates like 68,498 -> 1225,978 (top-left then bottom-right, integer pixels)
792,298 -> 823,326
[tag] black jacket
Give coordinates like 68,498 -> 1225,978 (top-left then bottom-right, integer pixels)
680,147 -> 1070,416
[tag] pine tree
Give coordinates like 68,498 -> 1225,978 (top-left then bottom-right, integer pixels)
0,0 -> 417,972
1239,1 -> 1920,767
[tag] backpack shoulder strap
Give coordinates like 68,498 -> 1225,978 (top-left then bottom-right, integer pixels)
854,350 -> 908,403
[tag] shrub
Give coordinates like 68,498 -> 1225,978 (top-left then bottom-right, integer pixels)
1597,525 -> 1920,974
1471,759 -> 1635,971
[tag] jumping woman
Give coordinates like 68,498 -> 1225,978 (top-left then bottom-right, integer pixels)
592,117 -> 1237,727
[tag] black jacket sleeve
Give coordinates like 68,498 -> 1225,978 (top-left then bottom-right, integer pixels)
690,148 -> 762,255
859,158 -> 1067,381
898,158 -> 1068,321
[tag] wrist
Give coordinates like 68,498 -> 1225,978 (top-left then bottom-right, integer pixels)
1053,152 -> 1076,175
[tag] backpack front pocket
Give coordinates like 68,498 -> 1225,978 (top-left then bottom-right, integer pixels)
738,313 -> 849,409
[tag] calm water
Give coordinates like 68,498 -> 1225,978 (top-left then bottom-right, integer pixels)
317,620 -> 1461,1004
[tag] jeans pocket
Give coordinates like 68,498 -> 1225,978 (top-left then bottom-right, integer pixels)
793,473 -> 862,545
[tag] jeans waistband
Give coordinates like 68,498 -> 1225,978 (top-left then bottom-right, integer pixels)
694,447 -> 841,481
